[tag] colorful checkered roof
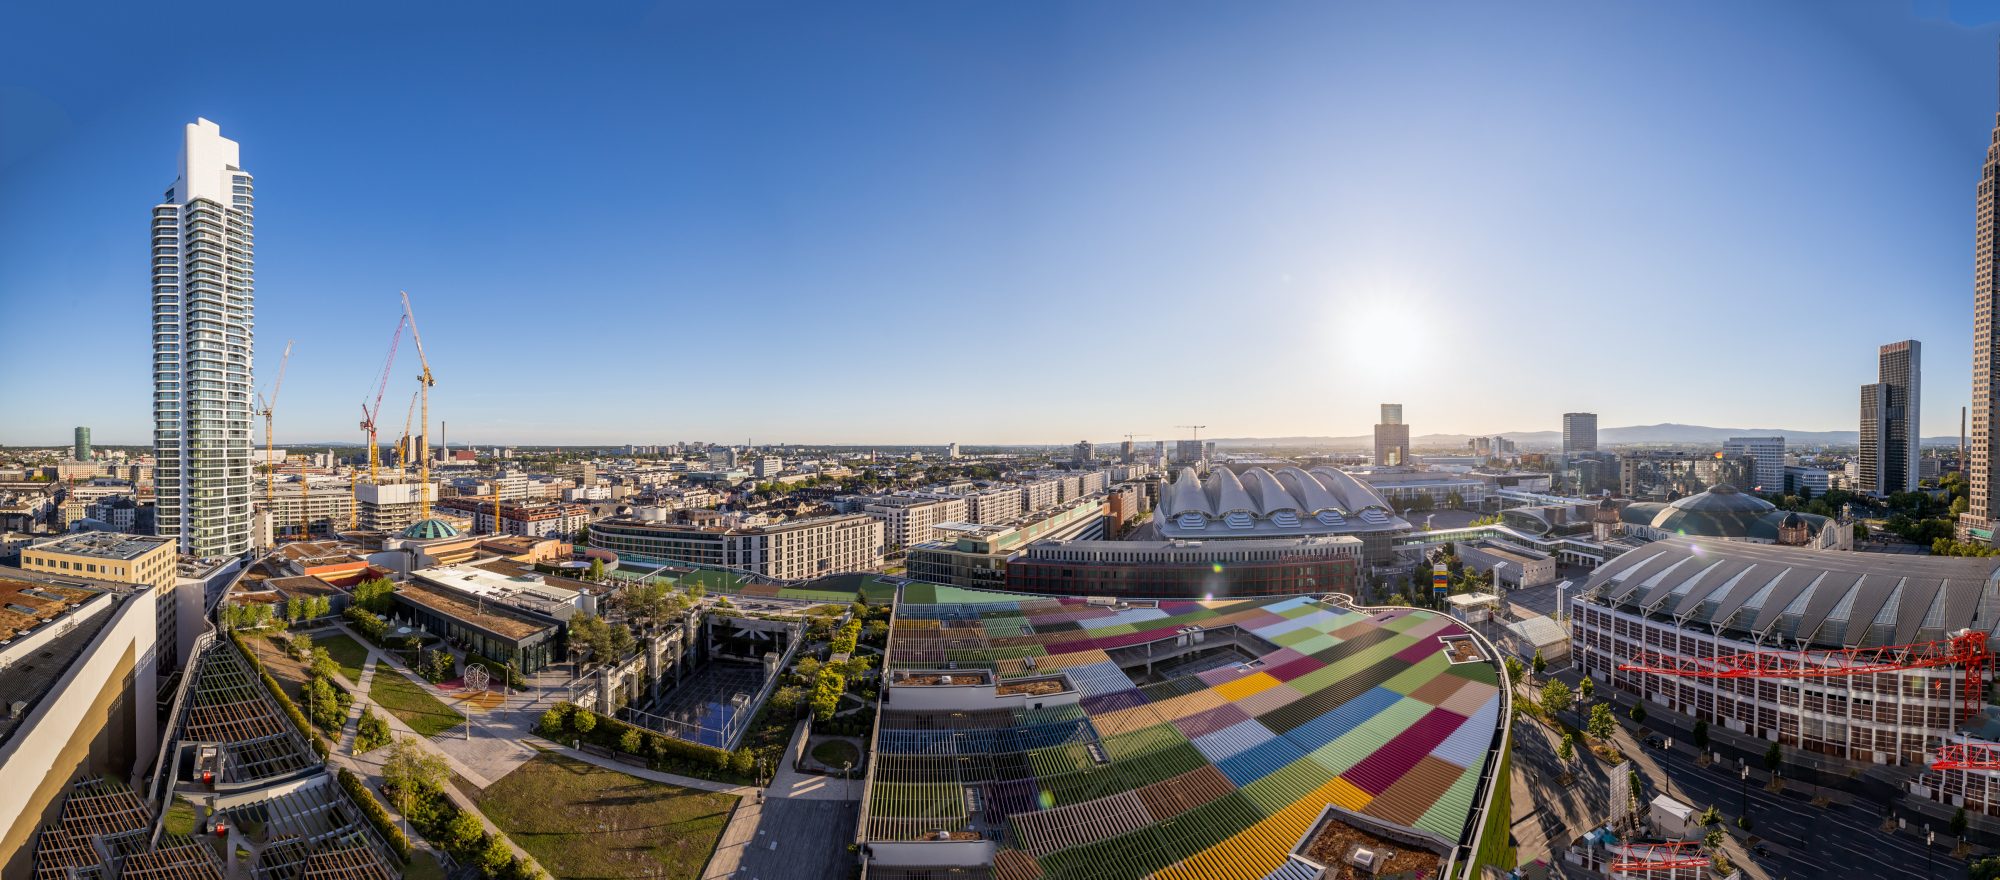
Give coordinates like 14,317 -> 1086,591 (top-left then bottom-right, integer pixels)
864,589 -> 1507,880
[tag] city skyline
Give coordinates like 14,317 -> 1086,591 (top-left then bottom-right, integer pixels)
6,3 -> 2000,446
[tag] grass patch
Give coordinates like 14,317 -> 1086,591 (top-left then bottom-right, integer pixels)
403,853 -> 447,880
1473,747 -> 1516,873
810,739 -> 860,769
163,798 -> 198,836
367,662 -> 464,737
317,633 -> 372,683
474,753 -> 738,880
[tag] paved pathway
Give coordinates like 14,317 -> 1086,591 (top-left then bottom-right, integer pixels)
315,633 -> 542,875
702,722 -> 861,880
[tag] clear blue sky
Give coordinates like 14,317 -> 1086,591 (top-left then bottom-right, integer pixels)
3,1 -> 1999,446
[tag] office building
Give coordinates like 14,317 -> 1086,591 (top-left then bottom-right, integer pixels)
1860,340 -> 1921,497
1722,436 -> 1786,495
153,119 -> 256,558
1374,402 -> 1411,466
589,511 -> 883,580
20,532 -> 183,669
1119,439 -> 1134,462
1562,412 -> 1598,459
946,442 -> 959,459
72,427 -> 90,462
0,568 -> 162,874
1784,465 -> 1831,497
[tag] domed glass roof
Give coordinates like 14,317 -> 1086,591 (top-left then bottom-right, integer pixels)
1663,483 -> 1774,515
401,518 -> 461,540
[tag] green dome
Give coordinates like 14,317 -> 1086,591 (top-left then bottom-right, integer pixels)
401,518 -> 461,540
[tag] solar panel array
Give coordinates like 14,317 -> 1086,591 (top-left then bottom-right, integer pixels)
867,592 -> 1505,880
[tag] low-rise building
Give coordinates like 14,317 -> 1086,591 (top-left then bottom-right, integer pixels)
1455,539 -> 1557,589
904,498 -> 1109,589
1004,535 -> 1362,598
589,511 -> 883,580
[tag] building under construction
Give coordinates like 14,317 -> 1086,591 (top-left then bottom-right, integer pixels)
1572,537 -> 2000,767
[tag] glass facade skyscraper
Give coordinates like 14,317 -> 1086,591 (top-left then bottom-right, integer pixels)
152,119 -> 255,557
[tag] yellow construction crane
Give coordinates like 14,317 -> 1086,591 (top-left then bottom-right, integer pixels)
401,291 -> 436,520
255,340 -> 295,512
397,390 -> 418,473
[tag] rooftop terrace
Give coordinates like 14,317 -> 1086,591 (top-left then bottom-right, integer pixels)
28,532 -> 173,561
863,589 -> 1508,880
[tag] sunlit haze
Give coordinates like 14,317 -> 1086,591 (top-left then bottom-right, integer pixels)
4,1 -> 1999,444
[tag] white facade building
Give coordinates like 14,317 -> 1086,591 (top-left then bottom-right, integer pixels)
866,494 -> 969,552
963,487 -> 1025,525
1722,436 -> 1786,495
153,119 -> 256,557
1019,478 -> 1060,514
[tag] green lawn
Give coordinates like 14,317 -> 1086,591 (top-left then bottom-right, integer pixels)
163,798 -> 198,836
367,662 -> 464,737
474,753 -> 738,880
1472,747 -> 1517,875
317,633 -> 372,684
810,739 -> 861,769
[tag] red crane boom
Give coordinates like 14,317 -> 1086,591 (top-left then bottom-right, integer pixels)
1618,631 -> 1989,724
1933,742 -> 2000,771
1607,843 -> 1707,872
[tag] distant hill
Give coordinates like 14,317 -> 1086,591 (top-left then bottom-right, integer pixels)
1211,423 -> 1961,450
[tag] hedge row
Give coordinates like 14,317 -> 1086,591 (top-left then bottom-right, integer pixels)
337,767 -> 414,862
231,632 -> 333,759
538,701 -> 748,783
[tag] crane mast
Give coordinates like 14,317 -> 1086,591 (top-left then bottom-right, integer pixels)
402,291 -> 436,521
256,341 -> 294,516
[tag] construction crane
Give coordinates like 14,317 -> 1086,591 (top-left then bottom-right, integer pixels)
359,314 -> 407,486
396,390 -> 419,474
401,291 -> 436,520
1933,741 -> 2000,771
1176,425 -> 1207,442
1606,842 -> 1708,872
254,340 -> 295,511
1619,630 -> 1990,725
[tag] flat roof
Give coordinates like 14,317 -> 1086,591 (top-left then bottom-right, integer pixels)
415,563 -> 579,604
26,532 -> 172,562
394,580 -> 557,640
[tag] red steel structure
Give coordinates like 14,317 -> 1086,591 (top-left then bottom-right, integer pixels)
1618,631 -> 1991,725
1933,741 -> 2000,771
1607,842 -> 1708,872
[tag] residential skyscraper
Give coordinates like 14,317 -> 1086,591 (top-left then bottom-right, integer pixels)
1860,339 -> 1921,497
73,426 -> 90,462
153,119 -> 256,557
1722,436 -> 1786,495
1373,403 -> 1410,467
1562,412 -> 1597,459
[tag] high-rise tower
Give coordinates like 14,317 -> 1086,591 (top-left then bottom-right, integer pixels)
1373,403 -> 1410,467
153,119 -> 255,557
1860,340 -> 1921,497
1965,92 -> 2000,542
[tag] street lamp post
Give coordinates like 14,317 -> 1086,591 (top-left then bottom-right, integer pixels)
1926,826 -> 1935,880
1739,764 -> 1749,822
1662,737 -> 1674,800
